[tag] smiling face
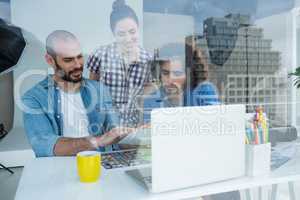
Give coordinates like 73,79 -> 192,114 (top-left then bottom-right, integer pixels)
113,17 -> 139,53
161,59 -> 186,95
46,39 -> 84,83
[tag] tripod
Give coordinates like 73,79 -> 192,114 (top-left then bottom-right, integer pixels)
0,163 -> 14,174
0,124 -> 14,174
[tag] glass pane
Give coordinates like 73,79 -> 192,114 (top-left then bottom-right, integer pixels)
2,2 -> 298,194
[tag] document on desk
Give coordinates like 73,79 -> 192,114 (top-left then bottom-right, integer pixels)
119,128 -> 151,145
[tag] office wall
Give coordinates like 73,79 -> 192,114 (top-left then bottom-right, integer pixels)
255,12 -> 292,74
143,12 -> 194,54
11,0 -> 143,54
255,11 -> 294,129
10,0 -> 143,127
0,1 -> 10,21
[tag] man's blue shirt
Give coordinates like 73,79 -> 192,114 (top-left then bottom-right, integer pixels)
143,81 -> 220,123
22,76 -> 119,157
192,81 -> 220,106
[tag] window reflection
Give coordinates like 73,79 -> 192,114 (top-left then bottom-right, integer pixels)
182,14 -> 288,127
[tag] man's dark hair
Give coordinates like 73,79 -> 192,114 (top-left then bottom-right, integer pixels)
110,0 -> 139,32
158,43 -> 185,67
46,30 -> 77,58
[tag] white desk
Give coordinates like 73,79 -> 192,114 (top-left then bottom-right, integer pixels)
14,151 -> 300,200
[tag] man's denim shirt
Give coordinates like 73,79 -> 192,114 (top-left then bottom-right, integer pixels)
143,81 -> 220,123
22,76 -> 119,157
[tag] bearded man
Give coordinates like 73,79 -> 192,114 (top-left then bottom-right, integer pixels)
22,30 -> 132,157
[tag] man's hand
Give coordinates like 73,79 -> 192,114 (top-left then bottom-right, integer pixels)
138,123 -> 151,129
96,127 -> 136,147
122,45 -> 140,64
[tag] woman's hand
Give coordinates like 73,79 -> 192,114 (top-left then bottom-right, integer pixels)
122,45 -> 140,64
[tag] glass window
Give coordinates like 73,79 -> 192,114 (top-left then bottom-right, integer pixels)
3,0 -> 298,176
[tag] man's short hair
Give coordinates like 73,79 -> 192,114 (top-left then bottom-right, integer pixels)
158,43 -> 185,67
46,30 -> 77,58
156,43 -> 187,87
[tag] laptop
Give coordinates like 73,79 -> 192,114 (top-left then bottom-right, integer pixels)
126,104 -> 246,193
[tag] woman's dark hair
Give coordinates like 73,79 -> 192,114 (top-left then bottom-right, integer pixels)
110,0 -> 139,32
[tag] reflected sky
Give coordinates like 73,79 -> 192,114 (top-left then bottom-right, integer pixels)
144,0 -> 294,17
144,0 -> 295,33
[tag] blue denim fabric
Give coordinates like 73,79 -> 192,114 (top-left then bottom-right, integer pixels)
22,76 -> 119,157
192,81 -> 220,106
143,82 -> 220,123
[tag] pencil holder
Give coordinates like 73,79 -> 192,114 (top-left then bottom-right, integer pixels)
245,143 -> 271,177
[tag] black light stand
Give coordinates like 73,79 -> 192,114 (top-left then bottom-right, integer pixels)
0,124 -> 14,174
0,18 -> 26,175
0,163 -> 14,174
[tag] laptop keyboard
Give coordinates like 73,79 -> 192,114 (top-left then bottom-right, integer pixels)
101,149 -> 151,169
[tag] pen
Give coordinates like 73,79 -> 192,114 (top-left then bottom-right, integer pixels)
258,124 -> 264,144
253,121 -> 259,144
246,128 -> 252,144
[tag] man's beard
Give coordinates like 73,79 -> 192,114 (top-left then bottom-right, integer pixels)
163,84 -> 181,95
54,60 -> 83,83
163,84 -> 184,107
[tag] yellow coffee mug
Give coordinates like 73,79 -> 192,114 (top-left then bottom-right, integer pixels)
76,151 -> 101,183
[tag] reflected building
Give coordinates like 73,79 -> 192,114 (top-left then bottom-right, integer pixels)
186,14 -> 289,126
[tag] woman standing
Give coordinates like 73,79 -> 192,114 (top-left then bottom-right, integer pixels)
87,0 -> 152,127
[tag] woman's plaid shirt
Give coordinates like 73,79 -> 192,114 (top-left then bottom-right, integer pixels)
87,43 -> 152,127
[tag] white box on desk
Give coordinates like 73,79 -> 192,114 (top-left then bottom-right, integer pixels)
246,143 -> 271,177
